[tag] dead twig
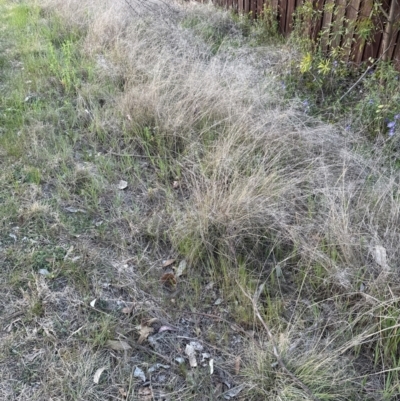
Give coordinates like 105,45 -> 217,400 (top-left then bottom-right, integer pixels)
109,150 -> 173,159
237,282 -> 321,401
337,63 -> 375,103
337,43 -> 393,103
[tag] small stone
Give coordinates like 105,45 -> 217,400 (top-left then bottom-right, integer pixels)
118,180 -> 128,190
38,269 -> 50,276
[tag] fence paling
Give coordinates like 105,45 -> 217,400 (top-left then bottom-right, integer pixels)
257,0 -> 264,15
381,0 -> 400,61
342,0 -> 361,61
279,0 -> 288,32
394,32 -> 400,69
352,0 -> 374,64
329,0 -> 347,48
312,0 -> 325,42
286,0 -> 296,33
320,0 -> 334,51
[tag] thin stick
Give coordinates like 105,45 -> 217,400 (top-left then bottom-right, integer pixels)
237,282 -> 321,401
338,45 -> 392,103
338,64 -> 374,103
109,150 -> 172,159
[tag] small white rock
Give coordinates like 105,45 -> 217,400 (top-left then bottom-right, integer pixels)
118,180 -> 128,190
185,344 -> 197,368
133,366 -> 146,382
38,269 -> 50,276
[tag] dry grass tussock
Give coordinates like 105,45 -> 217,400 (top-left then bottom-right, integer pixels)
2,0 -> 400,399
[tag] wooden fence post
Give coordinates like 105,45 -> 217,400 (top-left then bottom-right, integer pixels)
320,0 -> 335,52
342,0 -> 362,62
352,0 -> 374,63
286,0 -> 296,33
279,0 -> 288,33
381,0 -> 400,61
311,0 -> 325,42
330,0 -> 347,49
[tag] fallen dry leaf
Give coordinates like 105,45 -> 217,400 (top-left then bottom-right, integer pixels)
118,388 -> 127,398
214,382 -> 223,396
93,366 -> 106,384
160,272 -> 177,287
134,366 -> 146,382
143,317 -> 158,325
121,303 -> 135,315
373,245 -> 389,271
275,264 -> 283,279
65,206 -> 86,213
185,343 -> 197,368
255,282 -> 266,299
223,384 -> 245,399
176,259 -> 187,277
162,258 -> 176,268
64,245 -> 74,261
106,340 -> 131,351
137,324 -> 154,344
138,387 -> 153,401
148,363 -> 170,373
205,282 -> 214,290
158,325 -> 176,333
189,341 -> 203,351
209,358 -> 214,375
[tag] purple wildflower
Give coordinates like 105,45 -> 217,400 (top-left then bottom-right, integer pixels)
302,100 -> 310,113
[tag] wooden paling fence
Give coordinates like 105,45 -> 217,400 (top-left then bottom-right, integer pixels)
199,0 -> 400,68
